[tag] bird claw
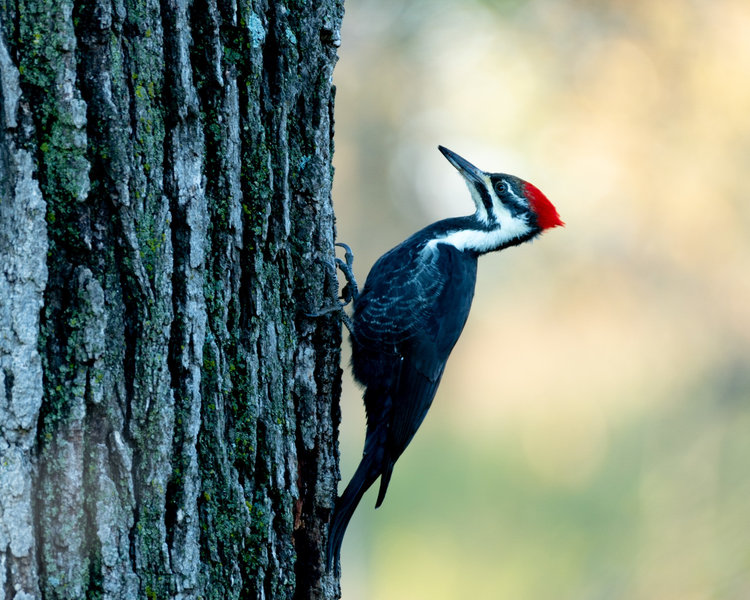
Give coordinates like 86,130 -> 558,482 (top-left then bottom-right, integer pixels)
307,242 -> 358,334
335,242 -> 355,268
307,302 -> 355,334
334,242 -> 358,302
306,303 -> 344,318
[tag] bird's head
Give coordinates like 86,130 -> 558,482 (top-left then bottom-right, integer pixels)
438,146 -> 563,249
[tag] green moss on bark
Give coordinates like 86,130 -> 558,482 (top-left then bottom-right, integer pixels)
5,0 -> 344,597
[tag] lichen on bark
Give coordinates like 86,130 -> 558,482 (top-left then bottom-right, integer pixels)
0,0 -> 345,597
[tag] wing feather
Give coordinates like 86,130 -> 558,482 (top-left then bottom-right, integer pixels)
354,244 -> 443,344
354,243 -> 478,505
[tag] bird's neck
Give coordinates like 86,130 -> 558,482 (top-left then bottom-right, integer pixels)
423,214 -> 535,255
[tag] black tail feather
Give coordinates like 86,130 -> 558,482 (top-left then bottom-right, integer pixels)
326,451 -> 379,573
374,459 -> 395,508
327,390 -> 392,573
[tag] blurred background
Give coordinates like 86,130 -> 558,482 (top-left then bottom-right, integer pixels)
330,0 -> 750,598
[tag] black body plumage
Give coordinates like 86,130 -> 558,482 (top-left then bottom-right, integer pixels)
326,221 -> 477,572
326,146 -> 562,572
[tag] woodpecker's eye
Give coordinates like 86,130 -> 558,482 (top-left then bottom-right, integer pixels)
494,181 -> 508,195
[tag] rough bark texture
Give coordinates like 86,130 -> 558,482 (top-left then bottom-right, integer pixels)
0,0 -> 344,598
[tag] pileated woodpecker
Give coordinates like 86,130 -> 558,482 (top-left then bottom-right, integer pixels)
327,146 -> 563,572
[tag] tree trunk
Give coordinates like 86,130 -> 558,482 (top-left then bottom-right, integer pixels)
0,0 -> 344,598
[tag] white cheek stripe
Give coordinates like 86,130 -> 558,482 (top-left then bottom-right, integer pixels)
431,175 -> 532,253
425,221 -> 531,253
467,182 -> 490,224
504,185 -> 527,206
424,206 -> 532,253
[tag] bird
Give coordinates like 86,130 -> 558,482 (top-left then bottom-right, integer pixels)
326,145 -> 563,572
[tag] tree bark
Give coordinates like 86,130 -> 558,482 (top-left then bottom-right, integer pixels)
0,0 -> 344,598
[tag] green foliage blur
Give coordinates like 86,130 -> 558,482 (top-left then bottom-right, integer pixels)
332,0 -> 750,598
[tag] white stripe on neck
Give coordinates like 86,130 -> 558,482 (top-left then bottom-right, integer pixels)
424,221 -> 530,253
424,200 -> 532,253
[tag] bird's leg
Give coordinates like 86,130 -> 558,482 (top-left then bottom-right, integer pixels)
338,312 -> 355,335
307,242 -> 358,334
334,242 -> 358,303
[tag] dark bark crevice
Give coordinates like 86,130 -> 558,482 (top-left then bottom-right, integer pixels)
2,0 -> 345,597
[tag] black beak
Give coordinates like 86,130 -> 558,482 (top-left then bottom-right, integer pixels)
438,145 -> 484,185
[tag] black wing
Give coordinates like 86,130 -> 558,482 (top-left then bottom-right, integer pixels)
353,242 -> 444,347
386,244 -> 477,458
355,243 -> 478,505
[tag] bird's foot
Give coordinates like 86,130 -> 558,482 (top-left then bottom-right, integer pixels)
306,243 -> 358,333
334,242 -> 358,303
307,300 -> 355,334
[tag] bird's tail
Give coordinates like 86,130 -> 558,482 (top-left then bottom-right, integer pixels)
327,388 -> 391,573
326,410 -> 393,572
326,450 -> 379,573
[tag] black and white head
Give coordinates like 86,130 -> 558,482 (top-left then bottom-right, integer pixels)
437,145 -> 563,253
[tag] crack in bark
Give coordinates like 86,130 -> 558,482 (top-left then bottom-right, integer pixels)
3,0 -> 345,596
